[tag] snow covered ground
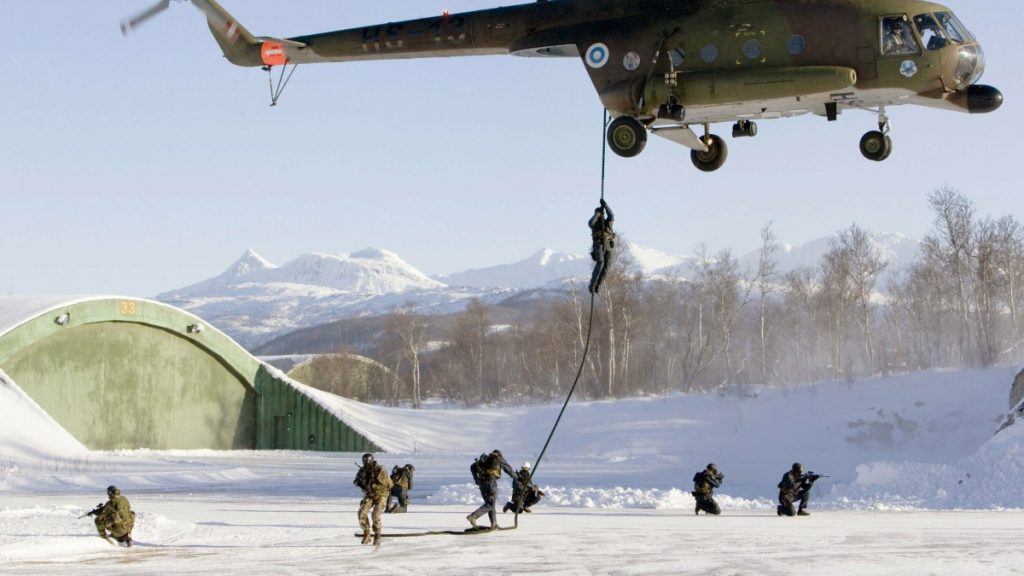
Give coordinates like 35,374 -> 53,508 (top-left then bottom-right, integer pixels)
2,366 -> 1023,575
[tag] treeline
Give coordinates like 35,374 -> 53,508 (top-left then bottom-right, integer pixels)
312,187 -> 1024,406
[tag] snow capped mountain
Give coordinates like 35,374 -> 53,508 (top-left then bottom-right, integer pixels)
157,248 -> 475,348
737,231 -> 921,275
156,233 -> 921,349
621,242 -> 691,276
437,248 -> 590,289
161,248 -> 442,300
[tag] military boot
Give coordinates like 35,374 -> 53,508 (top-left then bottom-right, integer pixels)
361,530 -> 371,545
124,534 -> 133,548
797,508 -> 810,516
466,513 -> 478,528
373,532 -> 382,546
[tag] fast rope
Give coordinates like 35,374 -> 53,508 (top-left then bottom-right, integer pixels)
529,108 -> 610,481
377,110 -> 610,537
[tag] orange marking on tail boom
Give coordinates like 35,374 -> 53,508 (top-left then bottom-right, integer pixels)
261,42 -> 287,66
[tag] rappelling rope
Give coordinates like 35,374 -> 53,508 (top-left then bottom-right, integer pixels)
529,108 -> 609,481
600,108 -> 609,202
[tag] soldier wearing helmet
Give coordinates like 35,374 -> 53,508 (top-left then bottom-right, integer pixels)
353,453 -> 393,545
94,485 -> 135,546
777,462 -> 817,516
386,463 -> 416,513
503,461 -> 544,515
692,463 -> 725,515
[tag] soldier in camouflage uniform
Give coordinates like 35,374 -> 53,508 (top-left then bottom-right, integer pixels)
95,485 -> 135,546
588,199 -> 615,294
777,462 -> 814,516
386,464 -> 415,513
468,449 -> 515,529
503,461 -> 544,514
353,453 -> 393,545
692,463 -> 724,515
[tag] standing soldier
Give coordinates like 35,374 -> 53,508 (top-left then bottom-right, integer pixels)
353,453 -> 392,545
588,199 -> 615,294
467,449 -> 515,529
386,463 -> 415,513
692,463 -> 724,515
94,485 -> 135,546
777,462 -> 824,516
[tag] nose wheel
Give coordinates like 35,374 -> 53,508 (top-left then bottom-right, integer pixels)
860,109 -> 893,162
859,131 -> 893,161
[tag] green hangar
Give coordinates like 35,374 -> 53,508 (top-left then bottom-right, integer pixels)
0,297 -> 380,452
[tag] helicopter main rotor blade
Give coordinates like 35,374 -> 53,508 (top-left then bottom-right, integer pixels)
120,0 -> 171,36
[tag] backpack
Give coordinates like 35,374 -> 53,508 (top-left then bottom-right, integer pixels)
482,453 -> 501,479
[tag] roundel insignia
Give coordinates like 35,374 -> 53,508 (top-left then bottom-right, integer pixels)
586,43 -> 610,69
900,60 -> 918,78
623,51 -> 641,71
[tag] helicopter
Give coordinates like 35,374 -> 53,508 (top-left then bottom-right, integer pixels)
122,0 -> 1002,172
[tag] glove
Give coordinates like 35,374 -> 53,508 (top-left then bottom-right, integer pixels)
600,199 -> 607,207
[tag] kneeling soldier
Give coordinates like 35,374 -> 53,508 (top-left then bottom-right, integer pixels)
692,463 -> 724,515
95,485 -> 135,546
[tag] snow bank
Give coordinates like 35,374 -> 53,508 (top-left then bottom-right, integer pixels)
0,369 -> 88,465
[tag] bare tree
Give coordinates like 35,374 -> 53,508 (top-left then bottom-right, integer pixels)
755,222 -> 781,384
384,302 -> 429,408
923,187 -> 976,364
836,224 -> 888,371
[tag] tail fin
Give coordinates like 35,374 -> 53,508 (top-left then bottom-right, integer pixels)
193,0 -> 262,67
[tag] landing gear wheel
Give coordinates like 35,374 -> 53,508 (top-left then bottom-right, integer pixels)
691,134 -> 728,172
879,135 -> 893,161
859,130 -> 892,161
607,116 -> 647,158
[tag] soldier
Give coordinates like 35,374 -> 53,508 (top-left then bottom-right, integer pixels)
353,453 -> 393,545
503,461 -> 544,514
588,199 -> 615,294
692,463 -> 724,515
94,485 -> 135,547
386,463 -> 415,513
467,449 -> 515,529
883,19 -> 915,55
777,462 -> 821,516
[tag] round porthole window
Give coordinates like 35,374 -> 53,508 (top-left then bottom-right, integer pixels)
786,35 -> 806,55
743,38 -> 763,60
700,44 -> 718,63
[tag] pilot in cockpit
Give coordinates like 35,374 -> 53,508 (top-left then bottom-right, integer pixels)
883,19 -> 916,55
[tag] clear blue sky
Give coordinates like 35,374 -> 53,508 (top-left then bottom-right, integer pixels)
1,1 -> 1020,297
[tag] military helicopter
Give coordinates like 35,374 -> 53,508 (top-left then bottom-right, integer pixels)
123,0 -> 1001,172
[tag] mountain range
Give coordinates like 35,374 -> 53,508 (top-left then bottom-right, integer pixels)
157,232 -> 920,349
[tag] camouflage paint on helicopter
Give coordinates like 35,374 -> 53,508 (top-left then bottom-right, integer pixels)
123,0 -> 1001,172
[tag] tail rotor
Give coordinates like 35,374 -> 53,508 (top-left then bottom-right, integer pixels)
120,0 -> 172,36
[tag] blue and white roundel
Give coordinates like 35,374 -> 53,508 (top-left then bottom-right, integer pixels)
586,43 -> 610,69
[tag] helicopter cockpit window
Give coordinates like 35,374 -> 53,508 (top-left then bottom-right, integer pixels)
882,16 -> 918,55
935,12 -> 967,44
913,13 -> 949,51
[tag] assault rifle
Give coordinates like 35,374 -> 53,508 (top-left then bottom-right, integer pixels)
802,472 -> 829,485
79,502 -> 105,519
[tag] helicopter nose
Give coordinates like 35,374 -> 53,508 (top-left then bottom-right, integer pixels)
964,84 -> 1003,114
